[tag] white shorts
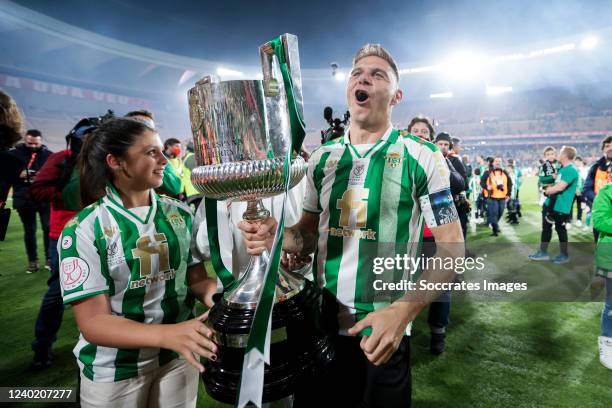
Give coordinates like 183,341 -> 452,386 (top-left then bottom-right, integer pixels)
79,358 -> 199,408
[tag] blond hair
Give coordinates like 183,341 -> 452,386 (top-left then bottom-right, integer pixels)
353,44 -> 399,82
560,146 -> 577,160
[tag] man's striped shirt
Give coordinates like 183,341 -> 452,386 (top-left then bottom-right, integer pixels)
303,127 -> 457,334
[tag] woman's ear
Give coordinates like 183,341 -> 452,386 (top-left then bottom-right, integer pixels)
106,154 -> 121,171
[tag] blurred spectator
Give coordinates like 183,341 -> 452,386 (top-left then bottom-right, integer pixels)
27,118 -> 98,369
0,90 -> 25,212
182,141 -> 201,209
591,165 -> 612,369
584,136 -> 612,241
407,116 -> 434,141
571,157 -> 587,227
481,157 -> 512,236
163,137 -> 185,199
124,109 -> 155,128
505,158 -> 522,225
437,133 -> 469,238
8,129 -> 53,273
529,146 -> 578,264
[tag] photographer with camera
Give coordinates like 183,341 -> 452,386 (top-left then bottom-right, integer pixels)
480,156 -> 512,237
321,106 -> 349,144
8,129 -> 53,273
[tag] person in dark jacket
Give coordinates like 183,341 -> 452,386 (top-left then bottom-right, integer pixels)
429,132 -> 466,356
435,133 -> 469,237
9,130 -> 53,273
583,135 -> 612,242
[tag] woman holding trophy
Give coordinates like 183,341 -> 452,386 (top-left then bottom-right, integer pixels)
58,118 -> 218,407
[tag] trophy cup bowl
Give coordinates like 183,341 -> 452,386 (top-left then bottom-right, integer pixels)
188,34 -> 334,404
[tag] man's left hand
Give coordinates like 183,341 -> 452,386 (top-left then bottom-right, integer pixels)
347,303 -> 413,365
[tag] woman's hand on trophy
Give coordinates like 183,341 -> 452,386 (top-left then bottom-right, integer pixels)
159,311 -> 218,372
238,217 -> 278,255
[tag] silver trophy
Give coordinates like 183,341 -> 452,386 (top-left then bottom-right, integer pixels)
189,34 -> 307,308
188,34 -> 334,403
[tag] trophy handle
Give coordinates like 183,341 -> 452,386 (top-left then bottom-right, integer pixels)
259,33 -> 304,120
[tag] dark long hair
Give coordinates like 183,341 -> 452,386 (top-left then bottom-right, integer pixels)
79,118 -> 154,207
407,116 -> 435,141
0,90 -> 24,151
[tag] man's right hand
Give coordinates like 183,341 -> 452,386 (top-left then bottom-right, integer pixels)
238,217 -> 278,255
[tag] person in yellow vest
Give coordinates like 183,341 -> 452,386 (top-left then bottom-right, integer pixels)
584,135 -> 612,242
480,157 -> 512,236
181,141 -> 201,209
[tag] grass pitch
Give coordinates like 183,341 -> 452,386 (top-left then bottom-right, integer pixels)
0,176 -> 610,407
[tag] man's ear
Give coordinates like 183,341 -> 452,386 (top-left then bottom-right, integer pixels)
390,88 -> 403,106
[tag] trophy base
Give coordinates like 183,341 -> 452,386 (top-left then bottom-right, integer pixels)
203,278 -> 336,404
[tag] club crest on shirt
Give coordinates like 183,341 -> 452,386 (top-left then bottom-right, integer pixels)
166,213 -> 186,229
385,151 -> 403,168
61,257 -> 90,291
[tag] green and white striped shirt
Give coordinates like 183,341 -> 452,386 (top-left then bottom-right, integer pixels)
303,127 -> 457,334
58,185 -> 198,382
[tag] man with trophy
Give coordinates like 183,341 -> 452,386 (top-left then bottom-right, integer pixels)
236,43 -> 465,407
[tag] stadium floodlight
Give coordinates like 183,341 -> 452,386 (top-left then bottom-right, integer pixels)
401,42 -> 578,75
334,71 -> 346,81
581,36 -> 599,50
216,67 -> 244,77
399,65 -> 442,75
486,86 -> 512,95
430,92 -> 453,99
442,51 -> 485,80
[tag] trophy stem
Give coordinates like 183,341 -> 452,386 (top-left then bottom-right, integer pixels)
222,199 -> 272,309
243,199 -> 270,221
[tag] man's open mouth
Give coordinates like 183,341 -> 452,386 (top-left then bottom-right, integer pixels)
355,90 -> 369,102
